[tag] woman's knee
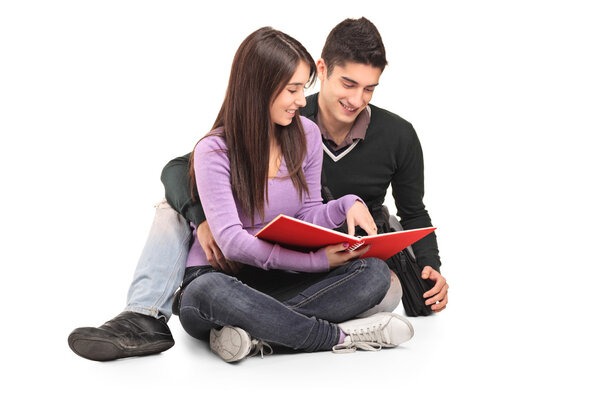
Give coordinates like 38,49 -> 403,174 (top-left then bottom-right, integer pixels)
179,272 -> 233,339
345,257 -> 391,307
363,257 -> 392,297
180,272 -> 232,308
355,269 -> 402,318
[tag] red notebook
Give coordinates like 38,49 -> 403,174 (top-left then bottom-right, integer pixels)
255,214 -> 436,260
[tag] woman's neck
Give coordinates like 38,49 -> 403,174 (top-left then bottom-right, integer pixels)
268,139 -> 282,179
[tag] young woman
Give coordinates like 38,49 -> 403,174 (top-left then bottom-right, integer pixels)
178,27 -> 413,362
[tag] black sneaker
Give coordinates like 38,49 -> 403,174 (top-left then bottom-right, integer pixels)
172,287 -> 182,316
68,311 -> 175,361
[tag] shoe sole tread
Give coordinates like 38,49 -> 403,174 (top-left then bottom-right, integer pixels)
68,334 -> 174,361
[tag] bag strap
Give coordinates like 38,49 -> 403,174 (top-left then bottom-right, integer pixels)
382,205 -> 417,260
320,169 -> 335,204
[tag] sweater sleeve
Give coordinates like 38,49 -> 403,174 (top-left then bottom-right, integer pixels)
160,153 -> 206,226
294,118 -> 365,227
390,123 -> 441,271
194,135 -> 330,273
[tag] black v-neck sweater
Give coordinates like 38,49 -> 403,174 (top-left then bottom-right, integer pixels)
161,93 -> 441,270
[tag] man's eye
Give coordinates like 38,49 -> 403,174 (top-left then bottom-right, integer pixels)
342,83 -> 353,89
365,88 -> 374,93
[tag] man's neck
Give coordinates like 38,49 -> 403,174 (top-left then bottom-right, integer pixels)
317,100 -> 354,146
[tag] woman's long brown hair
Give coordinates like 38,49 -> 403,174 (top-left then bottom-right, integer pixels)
190,27 -> 317,225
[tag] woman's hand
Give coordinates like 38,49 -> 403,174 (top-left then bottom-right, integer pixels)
346,201 -> 377,237
324,243 -> 371,268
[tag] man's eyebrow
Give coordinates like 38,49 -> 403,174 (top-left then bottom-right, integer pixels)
341,76 -> 379,88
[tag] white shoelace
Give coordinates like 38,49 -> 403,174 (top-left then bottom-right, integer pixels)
332,324 -> 388,354
249,339 -> 273,359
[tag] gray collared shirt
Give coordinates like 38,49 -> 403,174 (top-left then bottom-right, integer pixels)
316,107 -> 370,152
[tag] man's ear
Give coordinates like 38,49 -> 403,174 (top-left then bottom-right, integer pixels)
316,58 -> 327,81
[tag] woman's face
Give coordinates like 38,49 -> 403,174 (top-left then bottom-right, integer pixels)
270,61 -> 310,126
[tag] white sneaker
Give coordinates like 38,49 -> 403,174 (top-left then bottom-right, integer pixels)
333,312 -> 414,353
209,326 -> 272,362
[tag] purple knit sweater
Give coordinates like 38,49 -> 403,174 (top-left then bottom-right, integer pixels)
186,117 -> 362,272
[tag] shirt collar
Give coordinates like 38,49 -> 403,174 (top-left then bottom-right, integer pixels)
316,106 -> 371,152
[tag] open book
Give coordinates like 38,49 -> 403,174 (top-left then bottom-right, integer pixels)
255,214 -> 436,260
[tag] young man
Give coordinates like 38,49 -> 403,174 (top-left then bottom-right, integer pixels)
68,17 -> 448,362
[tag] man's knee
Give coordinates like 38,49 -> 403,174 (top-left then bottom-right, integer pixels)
381,270 -> 402,311
151,199 -> 191,241
355,269 -> 402,318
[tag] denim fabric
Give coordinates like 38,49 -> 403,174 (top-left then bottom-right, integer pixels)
356,269 -> 402,318
179,257 -> 391,352
125,200 -> 192,320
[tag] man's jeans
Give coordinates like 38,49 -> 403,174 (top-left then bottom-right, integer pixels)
125,200 -> 192,320
179,258 -> 391,352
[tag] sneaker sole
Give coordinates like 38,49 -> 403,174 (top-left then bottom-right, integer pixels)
68,333 -> 174,361
209,327 -> 251,363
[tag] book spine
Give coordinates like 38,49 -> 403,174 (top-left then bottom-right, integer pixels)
346,242 -> 365,252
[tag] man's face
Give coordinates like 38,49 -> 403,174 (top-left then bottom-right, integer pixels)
317,60 -> 382,126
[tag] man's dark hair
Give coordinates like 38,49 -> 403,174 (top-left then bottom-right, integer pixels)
321,17 -> 387,76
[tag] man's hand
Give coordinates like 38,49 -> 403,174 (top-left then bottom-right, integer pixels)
196,221 -> 242,275
346,201 -> 377,237
422,266 -> 449,312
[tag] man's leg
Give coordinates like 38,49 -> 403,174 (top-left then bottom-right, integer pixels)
355,270 -> 402,318
68,200 -> 192,361
125,200 -> 192,320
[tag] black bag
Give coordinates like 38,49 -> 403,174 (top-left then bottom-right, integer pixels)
320,176 -> 433,316
370,206 -> 435,317
386,243 -> 434,317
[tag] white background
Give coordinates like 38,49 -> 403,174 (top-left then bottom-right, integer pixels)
1,1 -> 599,398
